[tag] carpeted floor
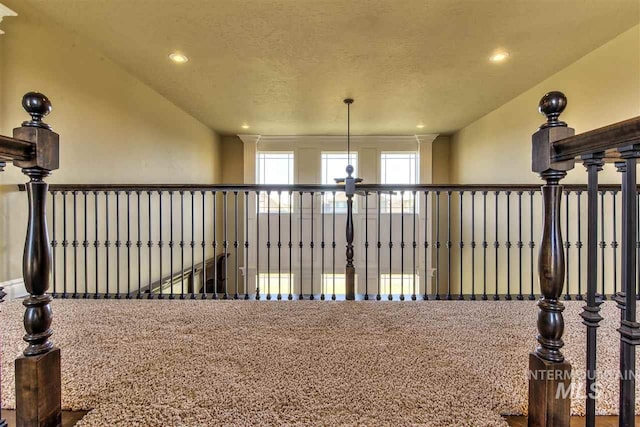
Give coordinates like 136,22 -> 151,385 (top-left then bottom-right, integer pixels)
0,300 -> 638,426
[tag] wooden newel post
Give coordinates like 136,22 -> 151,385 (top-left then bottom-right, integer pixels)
13,92 -> 61,427
528,91 -> 575,427
338,98 -> 360,301
344,164 -> 360,301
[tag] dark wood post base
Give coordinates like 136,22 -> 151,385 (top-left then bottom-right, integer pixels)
527,352 -> 571,427
345,266 -> 355,300
15,347 -> 61,427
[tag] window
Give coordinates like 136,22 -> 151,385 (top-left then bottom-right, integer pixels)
257,273 -> 294,296
321,273 -> 350,296
256,152 -> 294,213
380,152 -> 418,213
321,152 -> 357,213
379,274 -> 418,296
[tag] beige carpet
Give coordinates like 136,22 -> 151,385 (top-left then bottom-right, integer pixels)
0,300 -> 638,426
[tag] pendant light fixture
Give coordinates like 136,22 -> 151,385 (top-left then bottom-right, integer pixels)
335,98 -> 362,192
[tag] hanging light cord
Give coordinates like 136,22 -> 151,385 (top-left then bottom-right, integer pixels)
347,101 -> 350,165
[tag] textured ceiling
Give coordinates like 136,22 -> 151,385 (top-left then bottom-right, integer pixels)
10,0 -> 640,135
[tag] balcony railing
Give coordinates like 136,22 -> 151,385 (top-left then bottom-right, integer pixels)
17,182 -> 634,301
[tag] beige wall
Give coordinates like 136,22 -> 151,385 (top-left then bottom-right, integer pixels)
0,2 -> 222,282
445,24 -> 640,296
450,24 -> 640,185
432,135 -> 450,184
219,136 -> 245,291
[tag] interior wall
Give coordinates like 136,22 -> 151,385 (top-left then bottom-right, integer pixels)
220,136 -> 245,292
446,24 -> 640,296
432,135 -> 450,184
0,2 -> 222,283
449,24 -> 640,185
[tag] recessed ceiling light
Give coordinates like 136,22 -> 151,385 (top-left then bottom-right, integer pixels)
241,124 -> 250,129
169,52 -> 188,64
416,124 -> 425,129
489,51 -> 509,63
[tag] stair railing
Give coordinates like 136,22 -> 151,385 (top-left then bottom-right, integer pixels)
528,91 -> 640,427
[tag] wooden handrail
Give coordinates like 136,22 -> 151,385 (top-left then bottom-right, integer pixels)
17,183 -> 640,193
551,116 -> 640,162
0,134 -> 34,162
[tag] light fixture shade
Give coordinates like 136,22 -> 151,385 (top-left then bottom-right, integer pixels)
169,52 -> 189,63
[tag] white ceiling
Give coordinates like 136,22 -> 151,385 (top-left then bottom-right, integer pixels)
10,0 -> 640,135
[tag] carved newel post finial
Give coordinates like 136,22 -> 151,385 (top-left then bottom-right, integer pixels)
538,91 -> 567,129
21,92 -> 53,130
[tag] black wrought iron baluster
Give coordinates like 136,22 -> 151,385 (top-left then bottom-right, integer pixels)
288,191 -> 293,300
321,192 -> 326,300
581,153 -> 604,427
482,191 -> 488,301
412,191 -> 417,301
104,191 -> 111,299
377,191 -> 381,301
611,190 -> 618,298
517,191 -> 524,300
255,191 -> 260,300
169,192 -> 175,299
147,191 -> 152,299
446,190 -> 451,300
234,191 -> 239,299
136,191 -> 142,298
201,191 -> 206,299
458,191 -> 464,300
576,191 -> 583,300
191,191 -> 196,299
471,191 -> 476,300
62,191 -> 68,298
158,191 -> 163,299
72,191 -> 78,298
126,191 -> 131,299
332,193 -> 336,300
299,191 -> 304,300
564,190 -> 571,300
400,191 -> 405,301
600,191 -> 607,299
389,190 -> 394,301
180,191 -> 185,299
310,192 -> 315,300
213,191 -> 218,300
277,191 -> 282,300
266,191 -> 271,300
94,191 -> 99,299
222,191 -> 228,299
493,191 -> 500,301
435,190 -> 441,300
51,192 -> 57,297
529,191 -> 535,300
505,191 -> 512,301
365,191 -> 370,300
245,191 -> 250,300
614,148 -> 639,427
424,191 -> 429,300
84,191 -> 90,298
115,191 -> 120,299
